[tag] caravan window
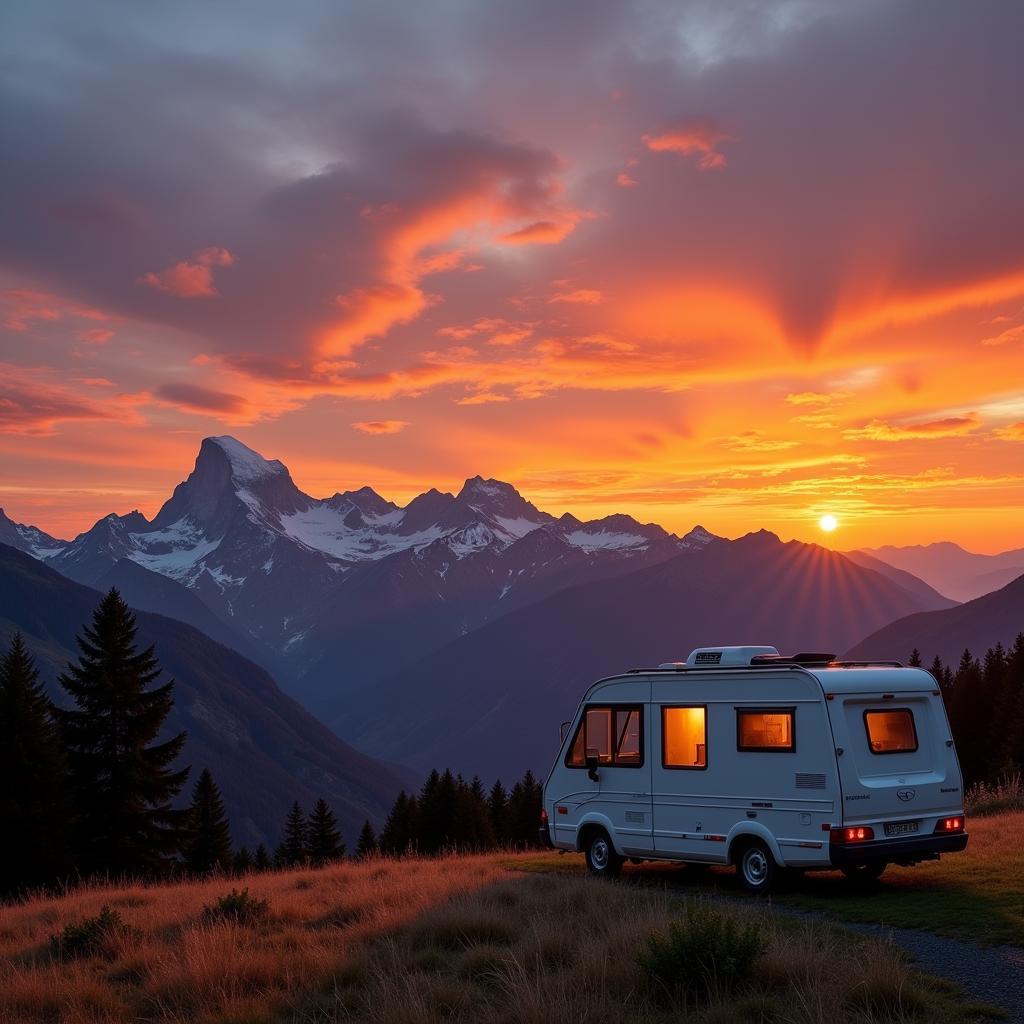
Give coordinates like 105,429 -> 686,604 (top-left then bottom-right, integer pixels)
662,706 -> 707,769
736,708 -> 795,752
864,709 -> 918,754
566,705 -> 644,768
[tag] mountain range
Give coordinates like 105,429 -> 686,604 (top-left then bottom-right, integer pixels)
4,434 -> 1021,783
854,541 -> 1024,602
846,571 -> 1024,665
0,543 -> 410,847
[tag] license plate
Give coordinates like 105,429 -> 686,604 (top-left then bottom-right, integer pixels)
885,820 -> 919,837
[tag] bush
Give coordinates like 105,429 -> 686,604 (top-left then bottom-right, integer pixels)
201,887 -> 270,925
637,903 -> 765,1003
51,905 -> 131,959
965,772 -> 1024,816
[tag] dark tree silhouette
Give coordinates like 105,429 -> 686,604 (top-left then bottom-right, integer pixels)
277,801 -> 308,866
0,634 -> 72,890
355,819 -> 378,858
183,768 -> 233,874
307,798 -> 345,864
488,779 -> 508,844
232,846 -> 254,875
57,589 -> 189,878
253,843 -> 272,871
379,790 -> 417,855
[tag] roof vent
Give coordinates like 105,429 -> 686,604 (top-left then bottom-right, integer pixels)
685,646 -> 779,668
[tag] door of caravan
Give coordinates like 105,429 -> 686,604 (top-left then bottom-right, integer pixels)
564,701 -> 654,855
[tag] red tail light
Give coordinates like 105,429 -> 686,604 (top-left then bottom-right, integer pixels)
935,816 -> 964,833
831,825 -> 874,843
540,808 -> 548,826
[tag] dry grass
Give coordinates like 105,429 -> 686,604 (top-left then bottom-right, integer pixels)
319,872 -> 990,1024
966,773 -> 1024,817
0,850 -> 1003,1024
0,855 -> 506,1024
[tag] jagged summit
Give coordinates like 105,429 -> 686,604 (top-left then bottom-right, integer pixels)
206,436 -> 287,481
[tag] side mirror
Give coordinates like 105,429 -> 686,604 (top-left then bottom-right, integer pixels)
585,750 -> 600,782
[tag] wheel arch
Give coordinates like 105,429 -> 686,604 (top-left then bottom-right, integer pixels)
726,823 -> 785,867
575,814 -> 620,854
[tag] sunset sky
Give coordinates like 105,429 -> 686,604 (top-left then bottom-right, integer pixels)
2,0 -> 1023,551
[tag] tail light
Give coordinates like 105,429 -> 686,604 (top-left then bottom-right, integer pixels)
935,816 -> 964,833
540,808 -> 548,827
831,825 -> 874,843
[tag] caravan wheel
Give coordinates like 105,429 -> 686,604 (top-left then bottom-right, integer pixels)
584,829 -> 623,878
736,839 -> 778,894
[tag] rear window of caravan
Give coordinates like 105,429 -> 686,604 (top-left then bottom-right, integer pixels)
567,705 -> 643,768
864,708 -> 918,754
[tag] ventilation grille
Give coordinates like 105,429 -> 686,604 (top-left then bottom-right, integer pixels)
694,651 -> 722,665
625,810 -> 646,824
795,773 -> 827,790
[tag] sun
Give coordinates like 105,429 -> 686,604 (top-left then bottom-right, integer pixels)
818,514 -> 839,533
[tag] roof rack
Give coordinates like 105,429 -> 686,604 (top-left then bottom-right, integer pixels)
825,660 -> 904,668
750,651 -> 835,667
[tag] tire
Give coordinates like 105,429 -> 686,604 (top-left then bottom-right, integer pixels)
736,839 -> 778,894
584,829 -> 623,878
842,860 -> 888,884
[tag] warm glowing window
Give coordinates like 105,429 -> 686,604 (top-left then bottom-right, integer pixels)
864,709 -> 918,754
662,706 -> 707,769
567,705 -> 643,767
736,709 -> 795,752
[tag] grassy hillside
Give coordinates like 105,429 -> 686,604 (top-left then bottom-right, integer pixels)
1,839 -> 1009,1024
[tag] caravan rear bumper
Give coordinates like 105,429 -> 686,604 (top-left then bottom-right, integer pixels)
829,830 -> 968,866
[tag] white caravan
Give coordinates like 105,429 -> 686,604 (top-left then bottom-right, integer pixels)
540,646 -> 968,893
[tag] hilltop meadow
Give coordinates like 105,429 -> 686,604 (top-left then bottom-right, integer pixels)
3,816 -> 1019,1024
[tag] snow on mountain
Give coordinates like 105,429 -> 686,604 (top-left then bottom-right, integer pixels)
0,508 -> 67,558
6,436 -> 717,705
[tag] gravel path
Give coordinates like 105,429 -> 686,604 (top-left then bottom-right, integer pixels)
824,918 -> 1024,1023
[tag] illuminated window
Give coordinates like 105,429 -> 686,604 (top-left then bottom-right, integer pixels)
736,708 -> 795,752
662,706 -> 707,768
567,705 -> 644,767
864,709 -> 918,754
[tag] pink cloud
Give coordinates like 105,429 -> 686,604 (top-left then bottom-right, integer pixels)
138,247 -> 236,298
643,118 -> 733,170
549,287 -> 603,305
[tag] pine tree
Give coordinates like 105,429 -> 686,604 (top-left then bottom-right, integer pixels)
57,590 -> 189,878
253,843 -> 271,871
460,776 -> 496,850
949,649 -> 986,785
233,846 -> 254,875
908,648 -> 922,667
356,819 -> 378,858
506,770 -> 542,847
307,798 -> 345,864
277,801 -> 308,866
488,779 -> 508,845
183,768 -> 233,874
380,791 -> 417,855
0,634 -> 72,891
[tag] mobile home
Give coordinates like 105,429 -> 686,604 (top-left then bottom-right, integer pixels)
540,646 -> 968,893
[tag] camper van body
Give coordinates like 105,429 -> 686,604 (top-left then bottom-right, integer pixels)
540,647 -> 968,892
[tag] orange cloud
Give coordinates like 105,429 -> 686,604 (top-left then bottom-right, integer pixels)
156,382 -> 247,415
994,421 -> 1024,441
500,219 -> 576,245
549,287 -> 603,305
842,413 -> 983,441
352,419 -> 409,434
138,247 -> 235,298
616,172 -> 638,188
643,118 -> 733,170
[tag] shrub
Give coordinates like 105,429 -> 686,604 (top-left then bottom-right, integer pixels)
51,906 -> 131,959
966,772 -> 1024,816
201,887 -> 270,925
637,903 -> 765,1003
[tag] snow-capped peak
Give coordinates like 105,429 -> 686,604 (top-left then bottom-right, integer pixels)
208,436 -> 286,482
681,525 -> 717,549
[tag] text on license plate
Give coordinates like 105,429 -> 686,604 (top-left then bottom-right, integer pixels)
885,820 -> 919,837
